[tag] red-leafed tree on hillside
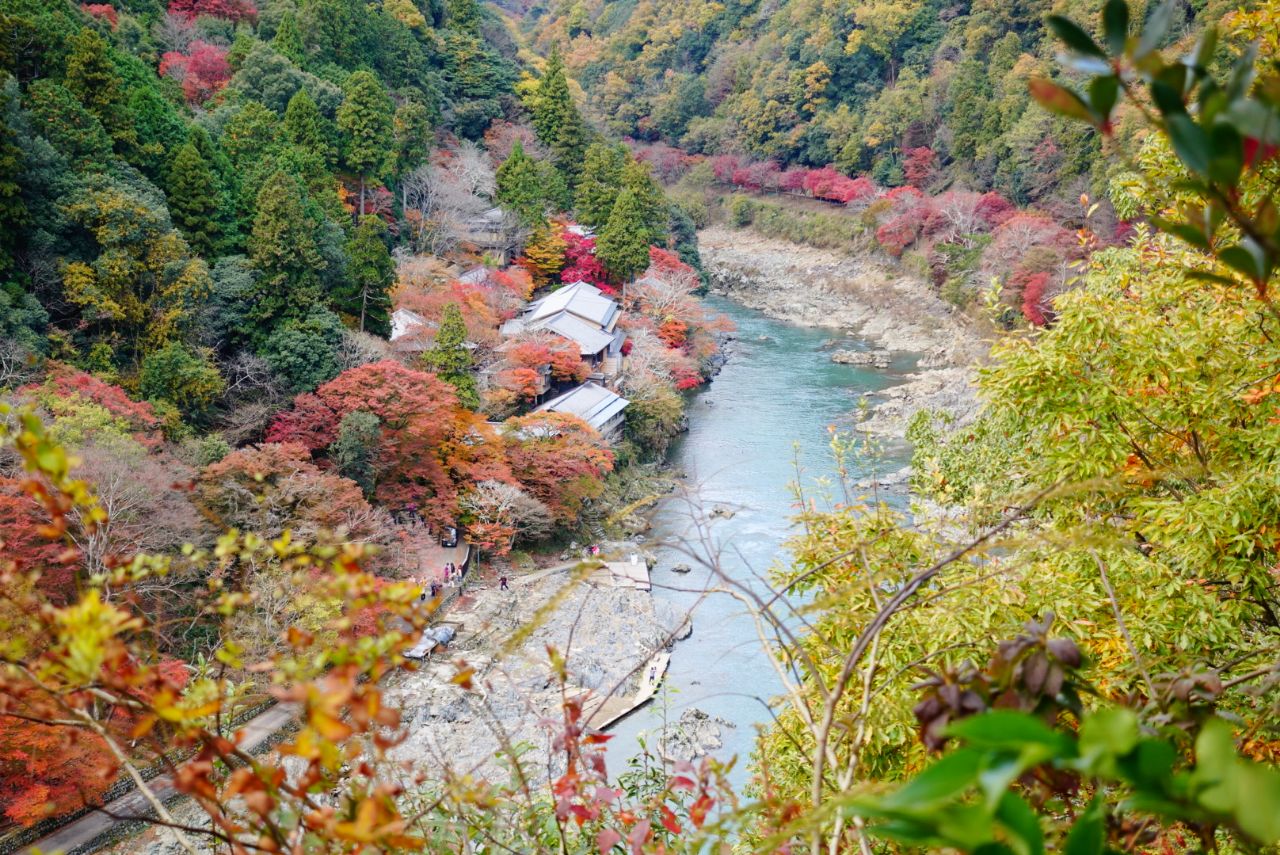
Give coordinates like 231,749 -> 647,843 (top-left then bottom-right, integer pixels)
267,362 -> 510,526
502,412 -> 614,524
167,0 -> 256,21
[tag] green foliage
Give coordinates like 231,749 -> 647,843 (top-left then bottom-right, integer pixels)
271,12 -> 306,65
1031,0 -> 1280,305
495,139 -> 546,226
852,708 -> 1280,851
727,193 -> 755,227
283,89 -> 337,168
337,70 -> 394,187
64,28 -> 134,153
259,307 -> 344,393
332,409 -> 380,497
531,47 -> 588,184
421,302 -> 478,408
393,99 -> 434,175
23,79 -> 112,169
574,142 -> 626,227
596,188 -> 652,283
340,216 -> 394,337
246,170 -> 322,334
139,342 -> 225,422
166,142 -> 223,258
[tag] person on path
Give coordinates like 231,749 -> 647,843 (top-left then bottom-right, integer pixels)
499,575 -> 509,591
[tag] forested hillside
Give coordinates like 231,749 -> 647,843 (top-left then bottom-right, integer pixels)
4,0 -> 1280,851
523,0 -> 1241,207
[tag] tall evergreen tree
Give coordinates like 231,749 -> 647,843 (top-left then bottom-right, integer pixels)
596,188 -> 651,285
272,12 -> 306,65
337,70 -> 394,217
531,47 -> 587,184
340,216 -> 394,336
284,89 -> 336,167
393,100 -> 433,176
247,171 -> 323,337
422,302 -> 478,408
0,82 -> 26,280
495,140 -> 545,226
64,28 -> 134,153
575,143 -> 626,227
166,142 -> 222,258
621,159 -> 667,245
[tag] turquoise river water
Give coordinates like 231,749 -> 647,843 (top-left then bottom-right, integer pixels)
605,295 -> 919,787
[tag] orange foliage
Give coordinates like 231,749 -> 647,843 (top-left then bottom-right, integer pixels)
502,412 -> 614,523
267,362 -> 512,526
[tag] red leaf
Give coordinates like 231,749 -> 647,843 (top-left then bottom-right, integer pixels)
597,828 -> 622,854
659,804 -> 681,835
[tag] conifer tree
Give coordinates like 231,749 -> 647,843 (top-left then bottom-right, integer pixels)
272,12 -> 306,65
284,89 -> 336,166
621,159 -> 667,245
247,171 -> 323,337
596,188 -> 651,285
340,216 -> 394,336
531,47 -> 587,184
422,302 -> 478,408
575,143 -> 626,227
496,140 -> 545,226
337,71 -> 394,217
0,83 -> 26,279
393,100 -> 433,175
64,28 -> 135,152
166,141 -> 222,258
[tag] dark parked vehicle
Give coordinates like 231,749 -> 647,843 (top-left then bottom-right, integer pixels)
441,527 -> 458,548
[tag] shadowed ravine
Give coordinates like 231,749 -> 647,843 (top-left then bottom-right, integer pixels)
604,295 -> 918,786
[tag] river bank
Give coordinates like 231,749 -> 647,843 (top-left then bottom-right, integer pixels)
698,225 -> 986,436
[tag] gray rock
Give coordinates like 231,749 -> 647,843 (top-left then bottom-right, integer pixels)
660,708 -> 736,762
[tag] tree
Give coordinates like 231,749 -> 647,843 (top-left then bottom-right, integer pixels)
23,79 -> 112,169
340,216 -> 394,337
621,160 -> 667,246
271,11 -> 305,64
61,174 -> 212,363
337,70 -> 393,217
393,99 -> 433,176
63,28 -> 134,152
283,89 -> 336,167
495,139 -> 545,225
267,361 -> 501,526
596,188 -> 652,284
166,141 -> 222,257
458,480 -> 552,553
421,302 -> 478,408
502,411 -> 613,524
199,442 -> 385,543
260,308 -> 344,393
332,410 -> 380,497
574,142 -> 625,227
246,170 -> 322,335
519,223 -> 567,286
139,342 -> 225,422
530,46 -> 587,183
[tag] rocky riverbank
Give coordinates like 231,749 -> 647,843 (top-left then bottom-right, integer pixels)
699,225 -> 985,435
381,551 -> 699,780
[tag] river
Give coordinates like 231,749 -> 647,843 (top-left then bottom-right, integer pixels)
605,295 -> 918,787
